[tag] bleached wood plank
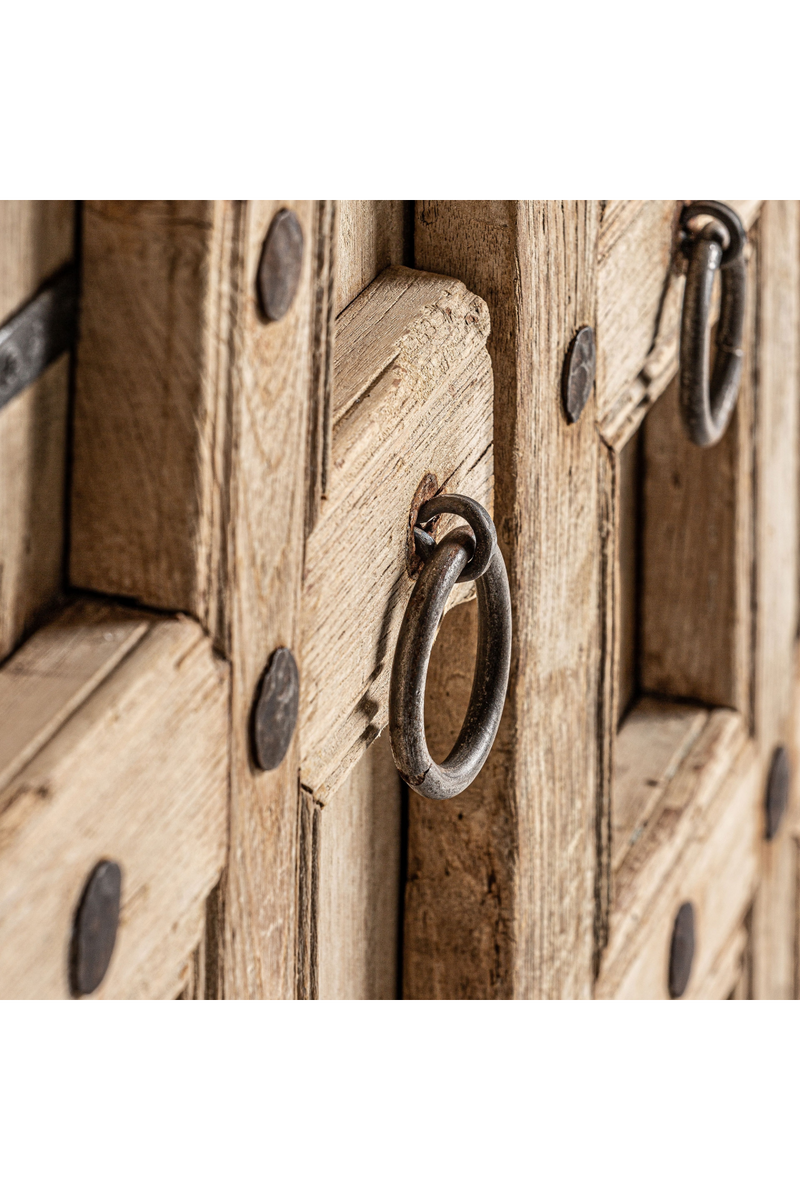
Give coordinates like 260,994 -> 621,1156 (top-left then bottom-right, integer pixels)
222,201 -> 321,998
598,740 -> 759,999
316,733 -> 402,999
613,698 -> 709,873
0,201 -> 75,660
70,201 -> 234,629
616,427 -> 640,723
694,922 -> 749,1001
0,614 -> 229,1000
0,598 -> 150,793
412,202 -> 600,998
750,201 -> 800,999
301,266 -> 493,801
599,704 -> 747,991
336,201 -> 407,315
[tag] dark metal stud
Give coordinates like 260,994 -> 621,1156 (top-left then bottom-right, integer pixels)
70,860 -> 122,997
256,209 -> 304,321
668,901 -> 695,998
252,647 -> 300,771
765,745 -> 790,841
562,325 -> 596,423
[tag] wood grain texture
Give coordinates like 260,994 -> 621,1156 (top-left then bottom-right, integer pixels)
750,202 -> 800,999
599,703 -> 747,992
404,598 -> 514,998
597,200 -> 762,444
70,201 -> 235,630
306,201 -> 338,534
336,201 -> 408,315
222,201 -> 318,998
640,324 -> 755,713
598,734 -> 758,998
616,427 -> 641,723
317,733 -> 402,999
301,266 -> 493,801
0,201 -> 75,660
412,201 -> 600,998
0,613 -> 229,999
613,697 -> 709,874
0,598 -> 150,793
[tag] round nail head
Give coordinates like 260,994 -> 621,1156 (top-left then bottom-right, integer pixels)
257,209 -> 304,321
765,745 -> 790,840
563,324 -> 596,423
668,901 -> 695,999
252,647 -> 300,771
70,859 -> 122,997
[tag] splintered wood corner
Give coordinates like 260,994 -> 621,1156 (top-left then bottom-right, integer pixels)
0,599 -> 229,999
300,265 -> 494,803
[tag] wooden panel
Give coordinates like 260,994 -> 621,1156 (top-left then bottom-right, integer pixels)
599,703 -> 747,991
66,201 -> 330,997
0,598 -> 150,792
412,201 -> 600,998
640,333 -> 755,713
598,742 -> 760,999
70,201 -> 233,627
617,426 -> 641,723
613,697 -> 709,873
597,200 -> 676,421
597,199 -> 762,442
750,201 -> 800,999
337,201 -> 407,315
403,597 -> 516,998
222,200 -> 321,999
317,733 -> 402,999
0,612 -> 229,999
301,266 -> 493,801
695,922 -> 749,1001
0,201 -> 75,660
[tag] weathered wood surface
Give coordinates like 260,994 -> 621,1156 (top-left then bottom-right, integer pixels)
66,201 -> 328,997
0,611 -> 229,999
336,201 -> 408,315
412,201 -> 600,998
301,266 -> 493,801
613,697 -> 709,874
70,201 -> 234,629
597,199 -> 762,446
616,427 -> 640,723
598,736 -> 759,998
316,733 -> 402,999
750,202 -> 800,999
0,201 -> 75,660
640,332 -> 754,714
0,598 -> 150,793
404,597 -> 515,997
222,201 -> 320,998
599,704 -> 747,992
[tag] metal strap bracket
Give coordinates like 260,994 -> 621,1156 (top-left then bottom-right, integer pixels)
0,264 -> 78,412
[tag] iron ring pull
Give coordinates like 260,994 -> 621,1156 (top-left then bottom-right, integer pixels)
679,200 -> 747,447
389,495 -> 512,800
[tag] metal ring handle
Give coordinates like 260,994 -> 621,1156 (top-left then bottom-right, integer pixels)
416,494 -> 497,582
389,510 -> 512,800
679,201 -> 747,447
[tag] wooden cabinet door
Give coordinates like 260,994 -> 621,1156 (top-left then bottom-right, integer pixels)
2,199 -> 797,999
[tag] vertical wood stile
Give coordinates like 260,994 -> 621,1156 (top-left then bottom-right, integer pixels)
411,202 -> 601,998
221,200 -> 320,998
751,200 -> 800,999
0,202 -> 75,661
